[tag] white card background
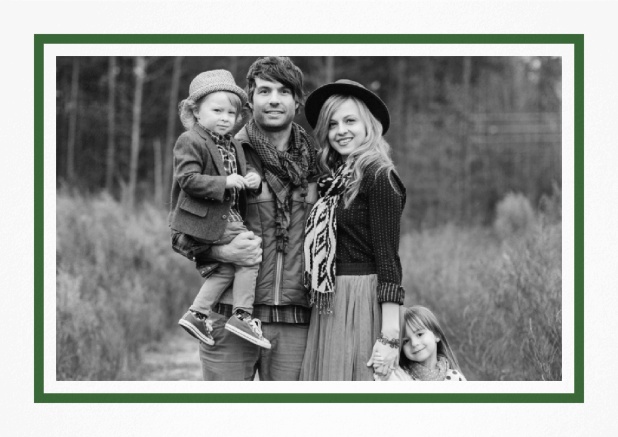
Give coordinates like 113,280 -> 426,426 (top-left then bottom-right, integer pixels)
2,0 -> 616,436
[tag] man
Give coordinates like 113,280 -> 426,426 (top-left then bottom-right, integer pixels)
197,57 -> 318,381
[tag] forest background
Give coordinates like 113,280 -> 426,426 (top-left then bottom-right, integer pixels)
55,55 -> 562,381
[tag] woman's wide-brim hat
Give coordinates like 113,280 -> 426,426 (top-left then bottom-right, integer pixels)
188,69 -> 248,106
304,79 -> 390,134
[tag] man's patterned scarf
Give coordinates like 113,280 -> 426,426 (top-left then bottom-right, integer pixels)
303,160 -> 354,314
246,120 -> 316,253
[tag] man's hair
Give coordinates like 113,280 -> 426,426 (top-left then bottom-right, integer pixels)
245,57 -> 306,107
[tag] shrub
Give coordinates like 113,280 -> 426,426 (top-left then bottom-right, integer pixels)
539,181 -> 562,224
471,221 -> 562,380
400,217 -> 561,380
56,191 -> 201,380
494,192 -> 536,240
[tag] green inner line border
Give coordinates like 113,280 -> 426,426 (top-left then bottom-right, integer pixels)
35,34 -> 584,403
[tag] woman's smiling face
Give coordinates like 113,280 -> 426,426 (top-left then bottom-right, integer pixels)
402,322 -> 440,368
327,99 -> 367,159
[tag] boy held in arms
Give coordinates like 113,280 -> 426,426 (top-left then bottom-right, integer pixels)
169,69 -> 270,349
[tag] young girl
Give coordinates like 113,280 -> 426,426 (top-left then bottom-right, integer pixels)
169,69 -> 270,349
300,79 -> 406,381
375,306 -> 466,381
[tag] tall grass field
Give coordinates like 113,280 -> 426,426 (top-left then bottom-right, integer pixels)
56,190 -> 561,381
56,191 -> 201,380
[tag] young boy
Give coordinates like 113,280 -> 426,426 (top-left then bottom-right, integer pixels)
169,69 -> 270,349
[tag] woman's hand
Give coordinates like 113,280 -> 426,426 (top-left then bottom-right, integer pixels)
369,352 -> 385,381
367,341 -> 399,379
368,302 -> 401,379
367,351 -> 385,380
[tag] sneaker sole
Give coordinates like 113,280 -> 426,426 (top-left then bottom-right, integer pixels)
224,323 -> 272,349
178,319 -> 215,346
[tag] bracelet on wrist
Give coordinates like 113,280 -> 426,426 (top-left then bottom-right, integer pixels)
377,333 -> 401,349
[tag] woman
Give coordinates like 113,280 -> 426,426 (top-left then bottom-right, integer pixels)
300,79 -> 406,381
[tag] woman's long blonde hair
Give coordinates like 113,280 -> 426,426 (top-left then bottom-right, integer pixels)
313,95 -> 395,207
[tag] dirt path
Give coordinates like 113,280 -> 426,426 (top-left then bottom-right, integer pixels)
128,329 -> 203,381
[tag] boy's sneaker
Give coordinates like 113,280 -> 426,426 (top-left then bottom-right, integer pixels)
224,313 -> 271,349
178,311 -> 214,346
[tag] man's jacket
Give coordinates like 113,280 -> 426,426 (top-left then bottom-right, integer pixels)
217,126 -> 318,307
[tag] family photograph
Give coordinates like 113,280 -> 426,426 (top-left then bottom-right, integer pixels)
55,55 -> 562,383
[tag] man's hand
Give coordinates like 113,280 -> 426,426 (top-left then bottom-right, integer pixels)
244,172 -> 261,190
209,231 -> 262,266
226,174 -> 246,190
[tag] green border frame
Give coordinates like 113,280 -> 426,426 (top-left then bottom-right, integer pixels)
35,34 -> 583,403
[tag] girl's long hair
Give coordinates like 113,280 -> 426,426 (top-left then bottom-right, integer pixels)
178,91 -> 243,131
313,95 -> 395,207
399,305 -> 462,372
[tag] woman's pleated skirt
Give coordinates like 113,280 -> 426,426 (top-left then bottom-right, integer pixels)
300,274 -> 381,381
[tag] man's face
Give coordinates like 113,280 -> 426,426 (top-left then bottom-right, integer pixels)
250,78 -> 298,132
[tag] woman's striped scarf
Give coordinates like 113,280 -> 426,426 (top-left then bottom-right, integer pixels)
246,120 -> 315,253
303,161 -> 354,314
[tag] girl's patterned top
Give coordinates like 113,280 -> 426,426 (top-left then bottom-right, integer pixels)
384,366 -> 467,381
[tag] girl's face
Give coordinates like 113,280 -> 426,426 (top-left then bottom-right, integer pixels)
327,99 -> 367,160
402,321 -> 440,368
193,91 -> 238,135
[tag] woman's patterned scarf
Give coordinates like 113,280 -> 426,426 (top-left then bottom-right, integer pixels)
303,160 -> 354,314
246,120 -> 315,253
405,356 -> 449,381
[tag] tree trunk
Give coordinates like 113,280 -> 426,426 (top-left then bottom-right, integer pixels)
461,57 -> 473,220
392,57 -> 407,156
128,56 -> 146,208
67,58 -> 80,182
153,137 -> 163,206
229,55 -> 238,78
511,57 -> 526,111
105,56 -> 117,192
421,57 -> 435,109
163,56 -> 183,206
324,56 -> 335,83
462,56 -> 472,107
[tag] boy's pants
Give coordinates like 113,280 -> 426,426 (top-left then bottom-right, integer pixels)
190,221 -> 259,316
